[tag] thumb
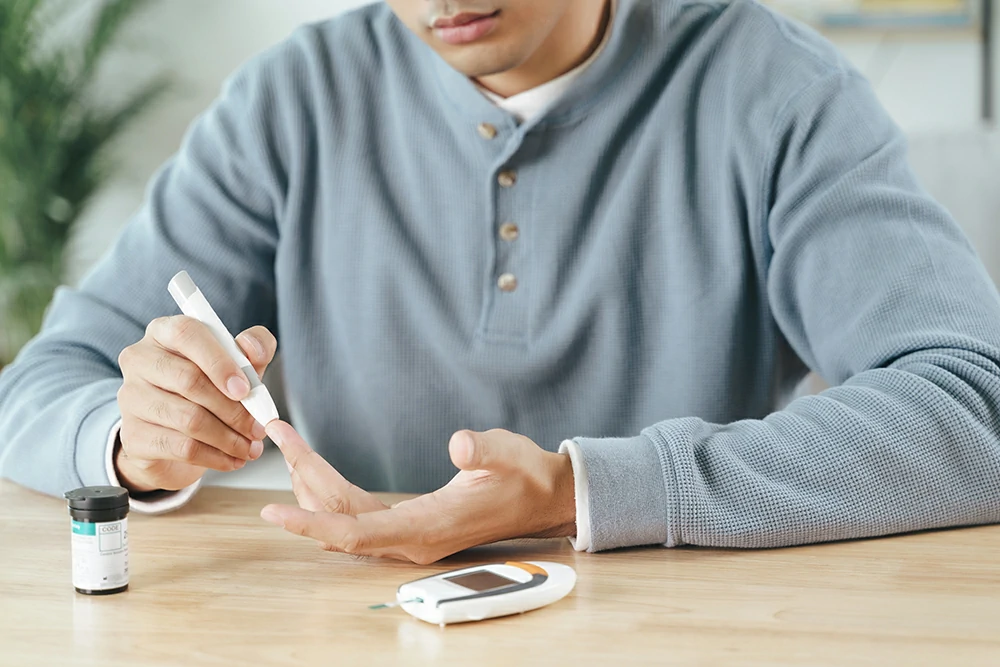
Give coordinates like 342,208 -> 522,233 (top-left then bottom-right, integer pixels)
449,429 -> 525,472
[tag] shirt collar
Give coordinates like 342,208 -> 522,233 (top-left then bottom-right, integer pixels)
477,0 -> 618,124
420,0 -> 655,131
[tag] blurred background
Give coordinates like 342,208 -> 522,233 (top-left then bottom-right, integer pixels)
1,0 -> 998,369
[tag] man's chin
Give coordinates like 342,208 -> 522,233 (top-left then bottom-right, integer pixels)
432,43 -> 526,79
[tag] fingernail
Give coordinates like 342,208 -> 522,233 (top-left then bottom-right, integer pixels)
251,422 -> 267,440
250,440 -> 264,459
266,420 -> 288,447
451,431 -> 476,467
227,375 -> 250,400
261,507 -> 284,528
285,460 -> 294,474
239,333 -> 265,362
234,459 -> 247,469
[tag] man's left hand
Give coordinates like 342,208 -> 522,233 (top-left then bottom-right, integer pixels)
260,421 -> 577,564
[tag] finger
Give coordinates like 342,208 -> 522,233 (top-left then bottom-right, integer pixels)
286,460 -> 326,512
125,345 -> 265,442
119,379 -> 256,460
235,326 -> 277,379
267,420 -> 388,515
146,315 -> 252,401
260,504 -> 420,559
120,419 -> 246,471
449,429 -> 533,472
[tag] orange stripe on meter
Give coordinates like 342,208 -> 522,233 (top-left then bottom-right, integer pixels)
505,561 -> 548,576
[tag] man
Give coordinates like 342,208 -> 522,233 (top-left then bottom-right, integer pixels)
2,0 -> 999,564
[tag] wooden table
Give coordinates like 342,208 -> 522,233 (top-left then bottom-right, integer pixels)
3,482 -> 1000,666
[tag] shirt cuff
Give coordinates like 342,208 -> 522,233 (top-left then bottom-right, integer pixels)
104,419 -> 201,514
559,439 -> 592,552
569,434 -> 671,551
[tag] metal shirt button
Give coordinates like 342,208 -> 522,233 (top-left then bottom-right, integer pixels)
477,123 -> 498,140
497,273 -> 518,292
499,223 -> 520,242
498,170 -> 517,188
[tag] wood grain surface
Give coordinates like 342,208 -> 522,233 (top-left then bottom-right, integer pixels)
2,480 -> 1000,666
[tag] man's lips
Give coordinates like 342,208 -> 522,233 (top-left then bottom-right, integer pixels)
432,10 -> 501,45
432,11 -> 495,28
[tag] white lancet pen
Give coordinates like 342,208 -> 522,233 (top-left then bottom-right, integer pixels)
167,270 -> 280,428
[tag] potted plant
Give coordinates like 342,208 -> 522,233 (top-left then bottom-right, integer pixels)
0,0 -> 170,367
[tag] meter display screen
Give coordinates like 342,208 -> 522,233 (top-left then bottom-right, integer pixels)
445,570 -> 519,592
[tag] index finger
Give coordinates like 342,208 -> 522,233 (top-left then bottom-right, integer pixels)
147,315 -> 251,401
267,420 -> 388,515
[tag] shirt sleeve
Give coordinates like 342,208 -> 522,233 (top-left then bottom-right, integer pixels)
0,45 -> 285,497
572,70 -> 1000,552
103,420 -> 201,514
559,439 -> 592,552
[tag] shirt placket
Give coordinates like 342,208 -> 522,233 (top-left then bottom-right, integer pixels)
474,119 -> 532,343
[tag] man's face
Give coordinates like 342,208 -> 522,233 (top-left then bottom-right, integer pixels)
385,0 -> 575,78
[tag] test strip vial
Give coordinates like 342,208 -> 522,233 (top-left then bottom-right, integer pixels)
65,486 -> 130,595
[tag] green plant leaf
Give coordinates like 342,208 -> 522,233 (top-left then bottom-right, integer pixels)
0,0 -> 171,365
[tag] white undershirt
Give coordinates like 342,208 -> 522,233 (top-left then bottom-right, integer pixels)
476,0 -> 615,125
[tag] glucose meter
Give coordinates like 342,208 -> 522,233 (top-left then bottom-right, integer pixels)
375,561 -> 576,626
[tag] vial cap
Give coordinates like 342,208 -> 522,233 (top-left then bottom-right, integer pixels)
65,486 -> 130,511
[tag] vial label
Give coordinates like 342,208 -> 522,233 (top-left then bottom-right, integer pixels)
70,518 -> 129,591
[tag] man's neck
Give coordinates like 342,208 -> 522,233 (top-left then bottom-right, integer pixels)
476,0 -> 612,99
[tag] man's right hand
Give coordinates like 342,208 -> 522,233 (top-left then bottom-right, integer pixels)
115,316 -> 277,493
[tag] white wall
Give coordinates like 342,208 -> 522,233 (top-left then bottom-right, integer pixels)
70,1 -> 999,283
